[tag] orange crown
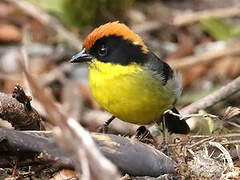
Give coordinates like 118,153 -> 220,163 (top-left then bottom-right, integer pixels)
83,22 -> 148,53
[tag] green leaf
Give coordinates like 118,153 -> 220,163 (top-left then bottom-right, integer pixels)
200,18 -> 240,41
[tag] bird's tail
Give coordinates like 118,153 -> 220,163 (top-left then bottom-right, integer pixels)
164,107 -> 190,134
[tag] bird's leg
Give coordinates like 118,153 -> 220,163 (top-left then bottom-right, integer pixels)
98,116 -> 115,133
12,158 -> 18,177
158,116 -> 169,155
162,116 -> 168,150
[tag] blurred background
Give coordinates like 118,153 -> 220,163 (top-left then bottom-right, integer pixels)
0,0 -> 240,134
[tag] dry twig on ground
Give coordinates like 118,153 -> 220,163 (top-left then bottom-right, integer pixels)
173,7 -> 240,26
180,76 -> 240,115
19,51 -> 120,180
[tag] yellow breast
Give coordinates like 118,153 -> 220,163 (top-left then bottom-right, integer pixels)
89,59 -> 175,125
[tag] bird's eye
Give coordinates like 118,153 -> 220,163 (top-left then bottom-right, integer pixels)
98,45 -> 108,57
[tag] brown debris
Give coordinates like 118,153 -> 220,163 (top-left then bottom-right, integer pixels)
50,169 -> 78,180
12,84 -> 32,111
0,85 -> 44,130
187,150 -> 224,179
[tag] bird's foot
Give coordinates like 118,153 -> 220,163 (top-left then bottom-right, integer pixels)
97,116 -> 115,133
134,126 -> 156,144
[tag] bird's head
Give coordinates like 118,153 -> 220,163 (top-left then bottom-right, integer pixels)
70,21 -> 149,65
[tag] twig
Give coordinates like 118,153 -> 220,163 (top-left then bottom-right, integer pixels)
169,133 -> 240,148
219,140 -> 240,146
226,121 -> 240,129
191,133 -> 240,139
19,51 -> 119,180
180,76 -> 240,115
7,0 -> 82,50
164,109 -> 218,120
173,7 -> 240,26
188,137 -> 214,149
209,141 -> 234,170
169,43 -> 240,70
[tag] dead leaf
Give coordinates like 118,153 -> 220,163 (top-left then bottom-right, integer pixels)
50,169 -> 78,180
0,23 -> 21,42
167,32 -> 194,60
213,56 -> 240,79
182,64 -> 209,87
223,106 -> 240,121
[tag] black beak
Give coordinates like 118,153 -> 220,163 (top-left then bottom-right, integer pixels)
69,48 -> 93,63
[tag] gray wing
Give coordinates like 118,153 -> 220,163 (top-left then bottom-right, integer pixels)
144,52 -> 182,100
144,53 -> 173,85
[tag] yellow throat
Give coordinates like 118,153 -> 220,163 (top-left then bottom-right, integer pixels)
89,59 -> 178,125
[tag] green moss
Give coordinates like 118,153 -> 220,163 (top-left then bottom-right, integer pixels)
62,0 -> 135,28
200,18 -> 240,41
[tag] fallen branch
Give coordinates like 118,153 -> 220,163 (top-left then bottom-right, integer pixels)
0,128 -> 176,177
173,7 -> 240,26
7,0 -> 82,50
180,76 -> 240,115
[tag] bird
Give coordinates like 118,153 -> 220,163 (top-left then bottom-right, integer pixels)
70,21 -> 190,134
